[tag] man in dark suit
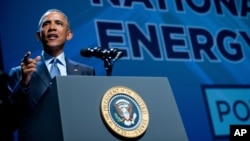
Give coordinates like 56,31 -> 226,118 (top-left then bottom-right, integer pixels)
7,9 -> 95,134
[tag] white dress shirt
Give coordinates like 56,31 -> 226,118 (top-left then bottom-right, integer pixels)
42,51 -> 67,76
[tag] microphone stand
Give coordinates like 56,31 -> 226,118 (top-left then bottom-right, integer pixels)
102,57 -> 113,76
80,47 -> 123,76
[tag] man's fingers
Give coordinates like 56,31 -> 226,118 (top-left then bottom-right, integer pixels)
22,51 -> 31,64
34,56 -> 41,62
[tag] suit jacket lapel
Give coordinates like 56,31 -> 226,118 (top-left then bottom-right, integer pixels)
66,58 -> 81,75
35,60 -> 51,86
28,60 -> 51,112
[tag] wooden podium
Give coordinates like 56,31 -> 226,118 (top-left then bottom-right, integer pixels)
19,76 -> 188,141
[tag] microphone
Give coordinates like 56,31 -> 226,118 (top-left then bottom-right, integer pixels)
80,47 -> 123,61
80,47 -> 124,76
80,47 -> 105,58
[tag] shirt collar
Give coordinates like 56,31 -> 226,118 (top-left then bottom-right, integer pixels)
42,51 -> 66,66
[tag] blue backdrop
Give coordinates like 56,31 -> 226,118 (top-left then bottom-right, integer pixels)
1,0 -> 250,141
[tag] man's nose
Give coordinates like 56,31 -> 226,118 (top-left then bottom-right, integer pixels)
49,22 -> 57,30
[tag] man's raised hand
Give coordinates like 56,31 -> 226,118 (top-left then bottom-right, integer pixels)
21,51 -> 41,86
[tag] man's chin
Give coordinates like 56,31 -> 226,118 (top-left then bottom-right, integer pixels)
44,45 -> 63,51
45,43 -> 63,48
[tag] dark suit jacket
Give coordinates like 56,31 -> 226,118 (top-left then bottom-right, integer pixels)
7,58 -> 95,129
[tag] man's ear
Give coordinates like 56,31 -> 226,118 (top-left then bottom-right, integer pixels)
66,30 -> 73,40
36,31 -> 41,41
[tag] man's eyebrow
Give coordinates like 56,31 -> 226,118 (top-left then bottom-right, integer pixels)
42,19 -> 51,23
54,19 -> 64,23
42,19 -> 64,24
41,20 -> 50,26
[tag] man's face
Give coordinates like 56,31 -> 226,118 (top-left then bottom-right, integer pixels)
37,11 -> 72,55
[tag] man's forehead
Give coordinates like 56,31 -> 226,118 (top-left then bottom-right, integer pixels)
42,11 -> 65,21
38,10 -> 70,29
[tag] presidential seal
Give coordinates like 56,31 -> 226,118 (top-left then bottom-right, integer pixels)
100,86 -> 149,138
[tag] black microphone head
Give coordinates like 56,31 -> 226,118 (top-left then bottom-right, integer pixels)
80,47 -> 123,60
80,47 -> 107,58
80,48 -> 94,57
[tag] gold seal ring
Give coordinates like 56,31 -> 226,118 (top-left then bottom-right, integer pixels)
100,86 -> 149,138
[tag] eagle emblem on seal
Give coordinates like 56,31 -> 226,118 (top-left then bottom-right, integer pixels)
114,99 -> 137,126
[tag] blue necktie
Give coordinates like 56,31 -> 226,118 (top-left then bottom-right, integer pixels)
50,58 -> 61,78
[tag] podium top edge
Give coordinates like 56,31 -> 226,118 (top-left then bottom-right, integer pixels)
54,75 -> 169,80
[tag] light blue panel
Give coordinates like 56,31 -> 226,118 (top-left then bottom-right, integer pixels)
204,87 -> 250,136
